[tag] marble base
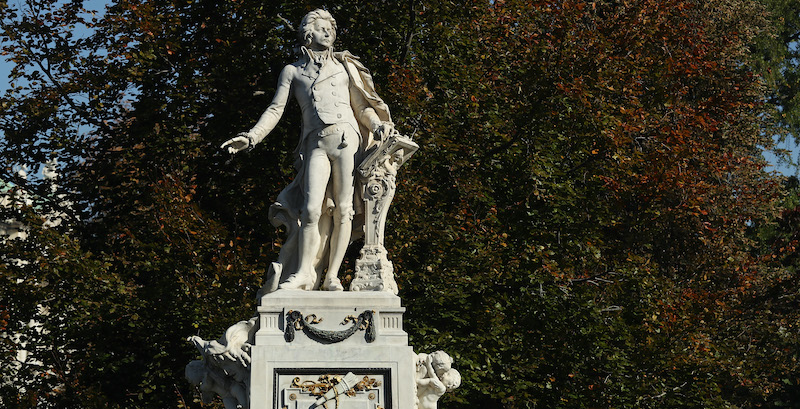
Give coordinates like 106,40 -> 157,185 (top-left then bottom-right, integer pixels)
250,290 -> 416,409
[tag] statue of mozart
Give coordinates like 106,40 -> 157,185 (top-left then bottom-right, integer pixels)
222,9 -> 398,293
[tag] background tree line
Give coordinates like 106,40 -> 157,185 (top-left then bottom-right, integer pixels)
1,0 -> 799,408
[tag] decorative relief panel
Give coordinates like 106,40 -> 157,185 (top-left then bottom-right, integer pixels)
275,369 -> 390,409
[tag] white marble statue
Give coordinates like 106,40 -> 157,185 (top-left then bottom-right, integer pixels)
186,317 -> 256,409
414,351 -> 461,409
222,9 -> 399,293
186,360 -> 247,409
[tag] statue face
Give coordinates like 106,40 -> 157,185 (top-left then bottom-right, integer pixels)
444,377 -> 458,390
442,371 -> 461,391
308,19 -> 335,50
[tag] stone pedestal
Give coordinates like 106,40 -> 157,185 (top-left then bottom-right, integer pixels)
250,290 -> 416,409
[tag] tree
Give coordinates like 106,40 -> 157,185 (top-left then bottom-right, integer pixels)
743,176 -> 800,407
753,0 -> 800,162
0,0 -> 794,408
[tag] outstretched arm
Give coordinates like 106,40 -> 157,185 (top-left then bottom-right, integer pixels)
222,65 -> 294,154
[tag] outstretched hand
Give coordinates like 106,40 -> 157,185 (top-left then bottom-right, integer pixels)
221,132 -> 252,154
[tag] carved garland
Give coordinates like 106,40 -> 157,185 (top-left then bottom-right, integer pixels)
284,310 -> 376,343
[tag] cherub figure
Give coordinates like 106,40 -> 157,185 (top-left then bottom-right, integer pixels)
186,318 -> 256,408
186,360 -> 248,409
415,351 -> 461,409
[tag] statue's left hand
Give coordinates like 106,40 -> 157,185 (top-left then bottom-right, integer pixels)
372,121 -> 395,141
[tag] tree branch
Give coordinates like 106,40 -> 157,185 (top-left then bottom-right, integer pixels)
399,0 -> 416,65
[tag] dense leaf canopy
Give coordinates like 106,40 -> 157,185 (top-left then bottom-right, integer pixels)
1,0 -> 798,408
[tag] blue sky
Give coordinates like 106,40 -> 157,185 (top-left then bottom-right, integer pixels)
764,136 -> 799,176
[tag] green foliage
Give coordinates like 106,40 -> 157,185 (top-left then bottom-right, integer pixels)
0,0 -> 796,408
753,0 -> 800,153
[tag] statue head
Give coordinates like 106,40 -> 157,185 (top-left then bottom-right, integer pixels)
429,351 -> 453,377
298,9 -> 337,50
392,149 -> 404,165
440,369 -> 462,392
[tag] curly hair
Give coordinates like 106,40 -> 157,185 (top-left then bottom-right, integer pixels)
298,9 -> 337,47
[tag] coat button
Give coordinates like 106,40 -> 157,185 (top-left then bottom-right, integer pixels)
337,114 -> 342,118
332,91 -> 337,96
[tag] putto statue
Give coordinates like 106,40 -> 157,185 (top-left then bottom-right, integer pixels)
222,9 -> 416,294
414,351 -> 462,409
186,318 -> 256,409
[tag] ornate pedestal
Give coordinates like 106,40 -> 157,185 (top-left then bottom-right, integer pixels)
351,134 -> 418,294
250,290 -> 415,409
